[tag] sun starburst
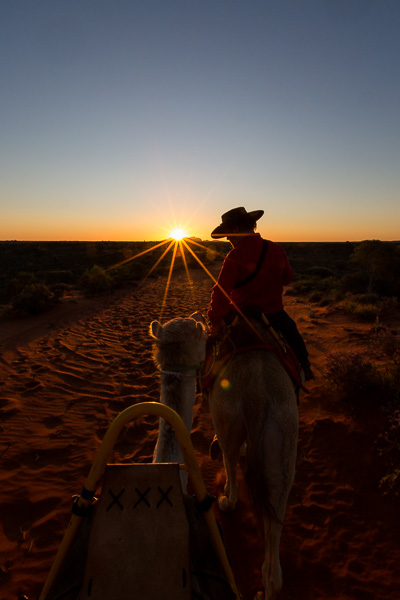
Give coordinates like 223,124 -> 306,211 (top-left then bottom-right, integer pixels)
170,227 -> 187,241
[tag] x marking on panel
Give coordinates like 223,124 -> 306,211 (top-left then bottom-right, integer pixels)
106,488 -> 125,511
134,487 -> 151,508
156,485 -> 173,508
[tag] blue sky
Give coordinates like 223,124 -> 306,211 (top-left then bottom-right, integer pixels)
1,0 -> 399,241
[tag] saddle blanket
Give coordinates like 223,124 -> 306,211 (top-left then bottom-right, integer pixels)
202,320 -> 308,394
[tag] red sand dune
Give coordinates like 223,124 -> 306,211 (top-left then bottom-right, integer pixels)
0,265 -> 399,599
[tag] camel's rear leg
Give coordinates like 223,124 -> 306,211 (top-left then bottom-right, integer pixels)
213,410 -> 245,512
218,441 -> 242,512
258,417 -> 296,600
261,516 -> 283,600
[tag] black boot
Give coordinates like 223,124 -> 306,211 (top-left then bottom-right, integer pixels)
302,362 -> 315,381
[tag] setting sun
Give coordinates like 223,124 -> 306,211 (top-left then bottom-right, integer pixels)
170,228 -> 187,241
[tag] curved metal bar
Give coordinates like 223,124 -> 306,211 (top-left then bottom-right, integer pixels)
40,401 -> 240,600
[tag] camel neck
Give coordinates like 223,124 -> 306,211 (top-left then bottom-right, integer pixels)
159,374 -> 196,433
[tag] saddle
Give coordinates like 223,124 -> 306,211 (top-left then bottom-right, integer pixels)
201,312 -> 307,396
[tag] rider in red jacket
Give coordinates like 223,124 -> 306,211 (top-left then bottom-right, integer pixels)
208,206 -> 314,380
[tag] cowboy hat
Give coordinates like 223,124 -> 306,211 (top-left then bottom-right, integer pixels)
211,207 -> 264,238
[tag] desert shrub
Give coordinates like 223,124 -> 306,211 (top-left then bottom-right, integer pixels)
324,351 -> 382,411
45,270 -> 74,284
370,326 -> 400,359
287,274 -> 339,302
50,283 -> 73,296
377,353 -> 400,495
107,265 -> 130,287
285,278 -> 316,296
308,291 -> 323,303
304,266 -> 335,279
12,283 -> 56,315
342,294 -> 399,321
108,261 -> 150,285
315,276 -> 337,291
378,296 -> 399,316
127,262 -> 150,280
341,299 -> 379,321
79,265 -> 113,294
6,271 -> 38,299
351,240 -> 400,297
378,403 -> 400,496
340,271 -> 369,295
379,469 -> 400,496
318,297 -> 332,307
330,288 -> 346,303
326,346 -> 400,493
351,293 -> 380,305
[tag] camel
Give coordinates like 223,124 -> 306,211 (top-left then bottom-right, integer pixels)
150,315 -> 238,600
150,315 -> 208,491
150,313 -> 298,599
193,312 -> 299,600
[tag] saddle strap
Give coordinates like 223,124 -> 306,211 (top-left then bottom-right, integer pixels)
233,239 -> 269,289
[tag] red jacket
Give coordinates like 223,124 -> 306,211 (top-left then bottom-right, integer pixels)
207,234 -> 293,327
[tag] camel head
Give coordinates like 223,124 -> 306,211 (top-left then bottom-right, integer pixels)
150,314 -> 208,370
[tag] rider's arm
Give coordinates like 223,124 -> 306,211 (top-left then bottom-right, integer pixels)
207,254 -> 240,329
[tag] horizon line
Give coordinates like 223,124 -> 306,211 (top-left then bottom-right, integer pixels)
1,238 -> 399,244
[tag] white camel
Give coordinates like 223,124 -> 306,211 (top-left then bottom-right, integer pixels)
149,315 -> 208,492
150,313 -> 298,599
194,313 -> 298,600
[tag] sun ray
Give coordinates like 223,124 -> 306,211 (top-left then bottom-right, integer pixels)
179,240 -> 195,299
182,239 -> 219,286
106,239 -> 171,272
141,239 -> 175,283
159,241 -> 179,322
182,239 -> 267,343
183,238 -> 214,252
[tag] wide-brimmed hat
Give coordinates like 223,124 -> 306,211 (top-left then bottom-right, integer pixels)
211,206 -> 264,238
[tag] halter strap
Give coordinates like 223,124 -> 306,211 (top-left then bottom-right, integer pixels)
159,363 -> 203,378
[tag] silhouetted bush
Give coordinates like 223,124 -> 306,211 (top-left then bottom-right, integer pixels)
351,293 -> 380,305
340,294 -> 399,322
12,283 -> 56,315
324,351 -> 382,411
351,240 -> 400,297
45,270 -> 74,284
304,266 -> 335,279
341,299 -> 379,321
79,265 -> 113,294
7,271 -> 38,298
340,272 -> 369,294
325,343 -> 400,496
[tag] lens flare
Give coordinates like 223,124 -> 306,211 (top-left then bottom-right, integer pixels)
170,228 -> 186,241
104,232 -> 267,344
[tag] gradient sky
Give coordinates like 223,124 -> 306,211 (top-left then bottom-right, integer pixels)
1,0 -> 399,242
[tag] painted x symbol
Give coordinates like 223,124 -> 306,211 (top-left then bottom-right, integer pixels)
134,487 -> 151,508
157,485 -> 173,508
106,488 -> 125,511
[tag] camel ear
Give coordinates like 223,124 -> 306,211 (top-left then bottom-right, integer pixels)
195,321 -> 205,338
190,311 -> 206,325
150,320 -> 163,340
191,312 -> 209,335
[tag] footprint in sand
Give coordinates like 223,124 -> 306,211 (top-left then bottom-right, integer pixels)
43,415 -> 64,429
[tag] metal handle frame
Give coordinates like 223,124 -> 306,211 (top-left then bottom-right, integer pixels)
40,401 -> 240,600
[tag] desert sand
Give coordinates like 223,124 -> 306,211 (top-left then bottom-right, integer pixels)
1,262 -> 399,600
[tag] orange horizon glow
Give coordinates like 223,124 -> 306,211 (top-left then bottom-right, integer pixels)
1,222 -> 399,244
